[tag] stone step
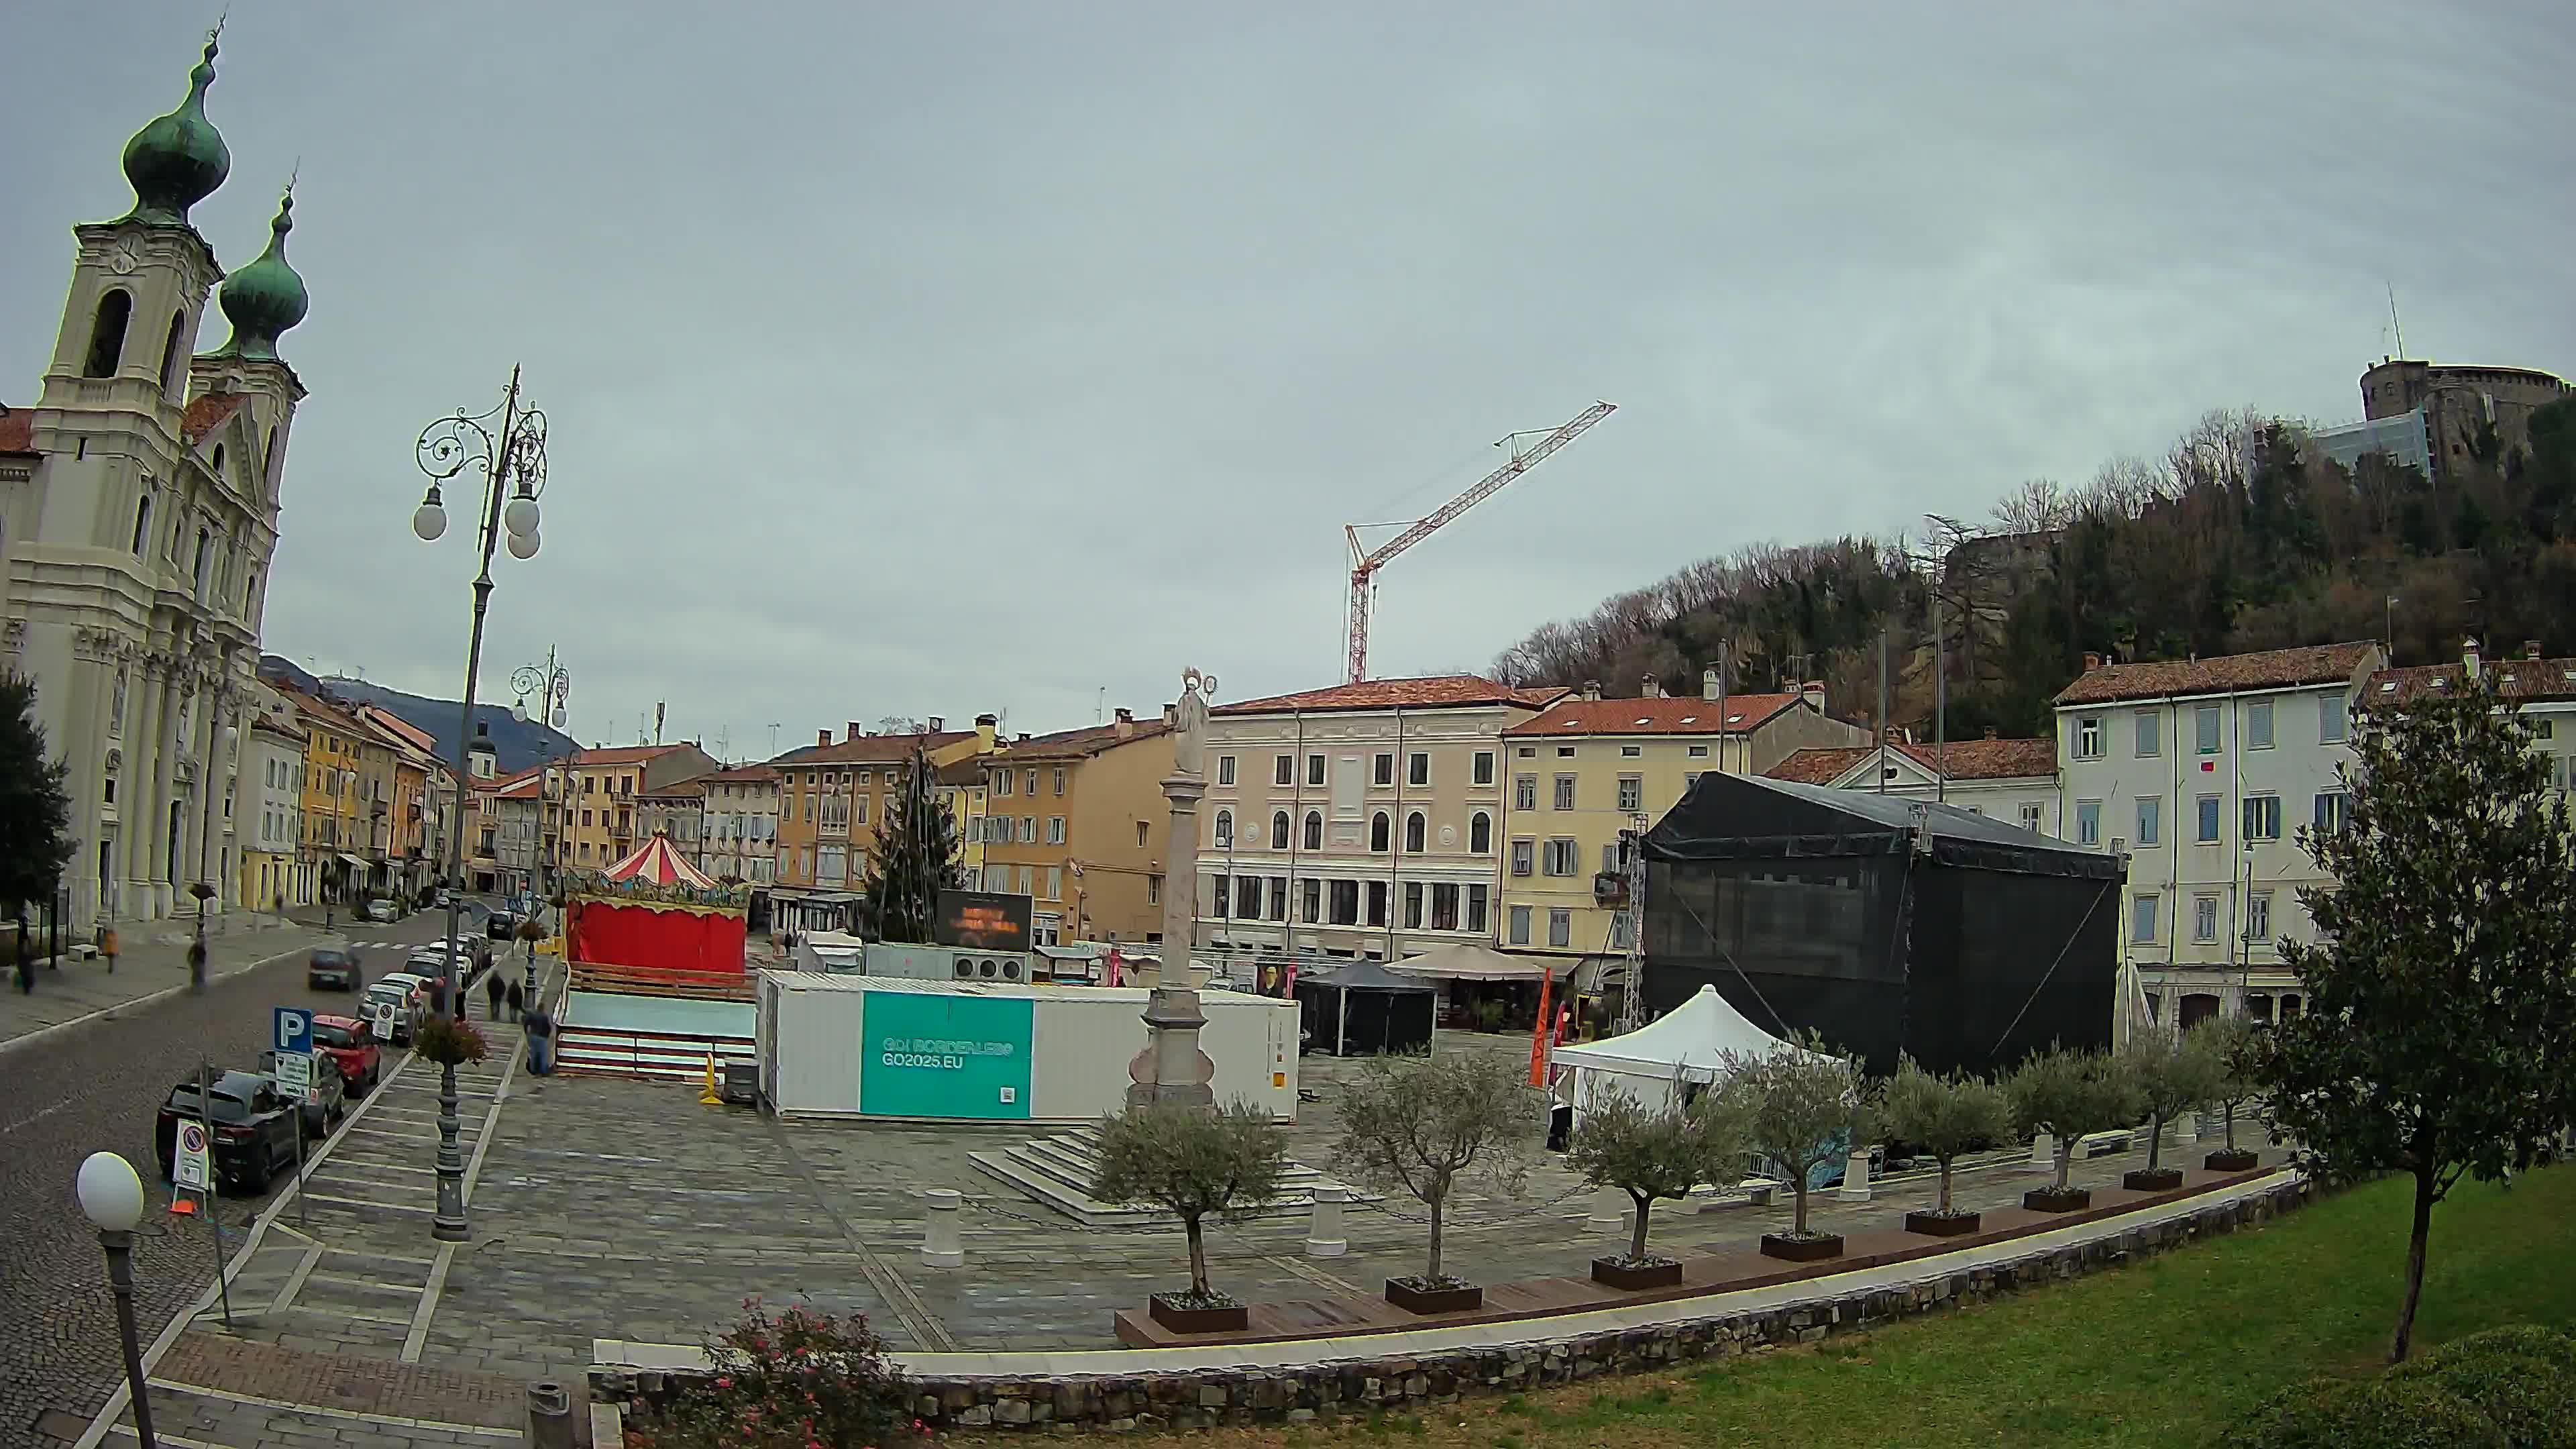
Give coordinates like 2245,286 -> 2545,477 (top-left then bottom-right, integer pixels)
967,1127 -> 1370,1228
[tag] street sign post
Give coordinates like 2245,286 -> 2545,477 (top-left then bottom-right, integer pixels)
276,1050 -> 315,1099
273,1006 -> 313,1058
173,1120 -> 210,1191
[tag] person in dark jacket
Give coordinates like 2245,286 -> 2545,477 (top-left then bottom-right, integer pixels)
484,968 -> 505,1021
505,978 -> 526,1023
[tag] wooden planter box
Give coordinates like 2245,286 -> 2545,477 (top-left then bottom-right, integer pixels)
1760,1232 -> 1845,1263
1904,1209 -> 1982,1237
1146,1293 -> 1248,1335
2023,1185 -> 2092,1213
2123,1167 -> 2185,1192
1385,1277 -> 1483,1315
2204,1148 -> 2261,1172
1591,1256 -> 1684,1291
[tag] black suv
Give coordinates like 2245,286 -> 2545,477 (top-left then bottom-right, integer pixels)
155,1071 -> 300,1193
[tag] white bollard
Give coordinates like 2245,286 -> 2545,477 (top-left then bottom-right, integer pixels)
1305,1184 -> 1349,1258
2176,1110 -> 2199,1146
1836,1148 -> 1872,1202
2028,1131 -> 2055,1170
920,1188 -> 964,1269
1585,1185 -> 1628,1236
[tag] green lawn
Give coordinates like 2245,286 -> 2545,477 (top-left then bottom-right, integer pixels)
1155,1165 -> 2576,1449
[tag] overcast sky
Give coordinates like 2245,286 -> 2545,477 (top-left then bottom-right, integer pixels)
7,3 -> 2571,756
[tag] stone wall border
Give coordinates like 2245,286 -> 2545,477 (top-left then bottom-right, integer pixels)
592,1176 -> 2311,1434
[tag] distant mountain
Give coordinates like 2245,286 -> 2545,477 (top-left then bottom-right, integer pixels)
258,655 -> 577,775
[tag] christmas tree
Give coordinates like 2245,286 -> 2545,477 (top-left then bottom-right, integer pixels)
860,743 -> 963,943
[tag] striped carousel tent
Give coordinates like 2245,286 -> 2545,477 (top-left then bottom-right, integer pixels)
600,832 -> 717,888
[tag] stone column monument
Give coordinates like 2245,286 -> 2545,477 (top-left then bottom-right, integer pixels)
1127,668 -> 1219,1110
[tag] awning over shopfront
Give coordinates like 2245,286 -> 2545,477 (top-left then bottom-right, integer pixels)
1386,942 -> 1577,983
336,853 -> 370,873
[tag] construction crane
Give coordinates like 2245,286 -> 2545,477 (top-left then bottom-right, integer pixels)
1342,400 -> 1616,683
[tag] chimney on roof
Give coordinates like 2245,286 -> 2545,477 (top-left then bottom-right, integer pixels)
2464,637 -> 2481,682
1642,676 -> 1662,698
1580,680 -> 1601,702
2083,651 -> 2102,672
1016,733 -> 1031,744
975,714 -> 998,751
2524,641 -> 2542,661
1801,680 -> 1825,711
928,716 -> 945,733
848,721 -> 864,741
818,729 -> 832,747
1702,667 -> 1721,702
1114,707 -> 1135,739
1162,702 -> 1177,728
1984,725 -> 1998,739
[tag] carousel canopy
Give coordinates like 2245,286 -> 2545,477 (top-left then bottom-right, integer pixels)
601,832 -> 717,888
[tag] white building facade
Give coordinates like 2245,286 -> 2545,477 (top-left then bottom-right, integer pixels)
2053,642 -> 2383,1029
1193,676 -> 1562,970
700,765 -> 780,885
0,34 -> 311,925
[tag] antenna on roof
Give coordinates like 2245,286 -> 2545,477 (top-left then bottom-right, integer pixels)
2386,281 -> 2405,360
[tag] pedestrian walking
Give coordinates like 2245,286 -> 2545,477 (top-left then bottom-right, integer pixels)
506,978 -> 525,1024
484,967 -> 505,1021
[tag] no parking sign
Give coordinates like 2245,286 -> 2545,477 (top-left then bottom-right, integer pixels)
174,1120 -> 210,1191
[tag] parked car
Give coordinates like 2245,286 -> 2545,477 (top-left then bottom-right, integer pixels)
363,975 -> 429,1044
257,1048 -> 345,1136
486,909 -> 521,941
306,947 -> 364,991
310,1012 -> 383,1093
364,898 -> 400,924
155,1071 -> 300,1193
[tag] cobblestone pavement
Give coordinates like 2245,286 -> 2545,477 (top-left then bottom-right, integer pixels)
1,909 -> 464,1449
125,1020 -> 2277,1433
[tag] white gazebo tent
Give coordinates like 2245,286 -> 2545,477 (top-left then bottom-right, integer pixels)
1549,984 -> 1829,1120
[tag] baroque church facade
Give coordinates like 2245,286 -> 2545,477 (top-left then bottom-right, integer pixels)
0,29 -> 312,925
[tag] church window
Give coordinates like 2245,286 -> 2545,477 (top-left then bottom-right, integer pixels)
211,443 -> 225,478
157,310 -> 186,395
85,290 -> 132,378
129,494 -> 153,555
193,527 -> 212,595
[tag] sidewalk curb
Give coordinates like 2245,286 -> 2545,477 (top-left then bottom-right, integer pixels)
1,936 -> 323,1061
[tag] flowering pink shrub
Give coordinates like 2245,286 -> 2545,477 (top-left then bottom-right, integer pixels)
629,1297 -> 909,1449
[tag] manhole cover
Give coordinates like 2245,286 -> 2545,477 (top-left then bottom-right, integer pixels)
32,1409 -> 91,1443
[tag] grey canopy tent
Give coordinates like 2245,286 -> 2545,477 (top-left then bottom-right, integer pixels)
1294,959 -> 1438,1056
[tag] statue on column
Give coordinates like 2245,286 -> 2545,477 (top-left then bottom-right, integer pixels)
1128,667 -> 1220,1111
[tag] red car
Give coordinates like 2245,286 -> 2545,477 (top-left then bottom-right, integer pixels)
310,1013 -> 382,1094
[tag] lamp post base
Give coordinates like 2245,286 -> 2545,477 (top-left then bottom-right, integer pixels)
99,1230 -> 158,1449
433,1058 -> 469,1240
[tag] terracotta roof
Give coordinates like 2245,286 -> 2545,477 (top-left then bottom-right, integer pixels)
181,393 -> 248,445
488,773 -> 543,800
638,777 -> 708,799
248,716 -> 305,745
0,407 -> 34,456
936,759 -> 987,786
994,718 -> 1172,762
2367,656 -> 2576,705
2053,642 -> 2381,706
768,731 -> 975,767
1504,694 -> 1802,737
1766,737 -> 2058,786
572,744 -> 688,767
356,706 -> 442,760
697,763 -> 780,784
278,685 -> 366,736
1214,676 -> 1566,716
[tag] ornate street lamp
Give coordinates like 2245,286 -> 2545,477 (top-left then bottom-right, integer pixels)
410,366 -> 548,1242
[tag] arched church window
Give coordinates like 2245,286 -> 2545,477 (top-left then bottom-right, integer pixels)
157,310 -> 186,395
211,443 -> 225,478
129,494 -> 153,555
85,290 -> 133,378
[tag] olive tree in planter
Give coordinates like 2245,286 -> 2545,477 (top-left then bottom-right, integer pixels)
1091,1099 -> 1289,1334
2118,1025 -> 2225,1191
1877,1057 -> 2014,1237
2198,1015 -> 2267,1172
1332,1049 -> 1536,1314
1563,1085 -> 1753,1289
2006,1045 -> 2143,1212
1717,1034 -> 1863,1263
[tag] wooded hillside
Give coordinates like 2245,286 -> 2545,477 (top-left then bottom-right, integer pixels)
1492,397 -> 2576,739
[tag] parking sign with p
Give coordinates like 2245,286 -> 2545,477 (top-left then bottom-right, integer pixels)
274,1006 -> 312,1057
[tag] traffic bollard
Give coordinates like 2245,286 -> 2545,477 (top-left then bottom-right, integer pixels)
920,1188 -> 964,1269
1305,1184 -> 1350,1258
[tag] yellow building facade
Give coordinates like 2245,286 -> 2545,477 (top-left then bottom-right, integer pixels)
979,712 -> 1173,947
284,690 -> 368,904
1497,685 -> 1868,965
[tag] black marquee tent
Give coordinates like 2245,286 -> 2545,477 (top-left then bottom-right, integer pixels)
1640,772 -> 2123,1077
1293,959 -> 1438,1056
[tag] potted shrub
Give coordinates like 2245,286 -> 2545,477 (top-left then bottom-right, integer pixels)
413,1013 -> 490,1068
1877,1056 -> 2013,1237
1564,1085 -> 1752,1289
2201,1015 -> 2267,1172
1718,1033 -> 1863,1262
2120,1024 -> 2224,1191
2006,1045 -> 2143,1212
1089,1100 -> 1288,1334
1332,1049 -> 1535,1313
